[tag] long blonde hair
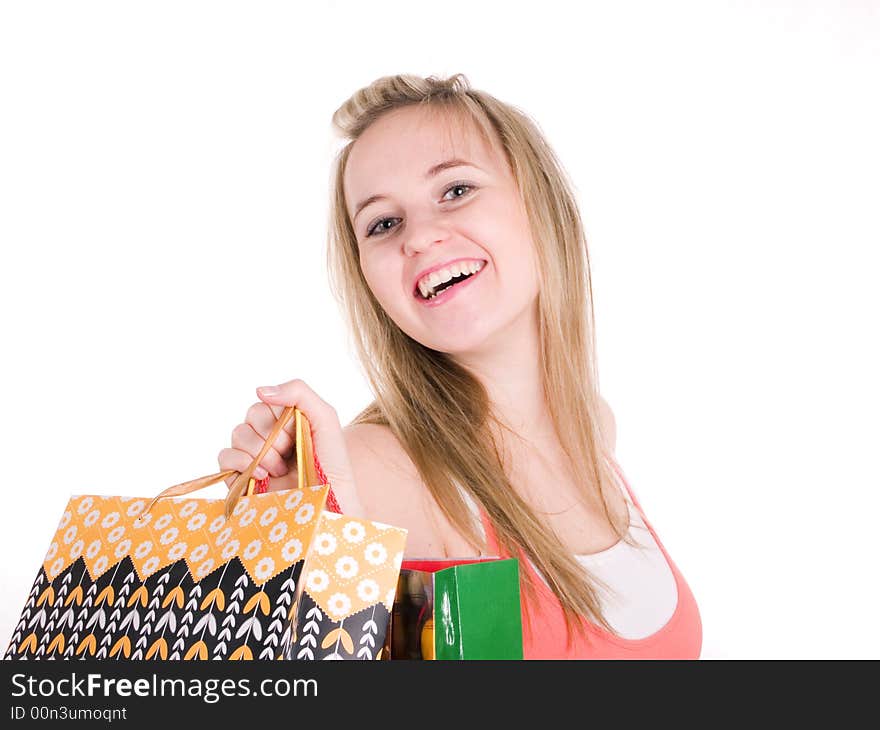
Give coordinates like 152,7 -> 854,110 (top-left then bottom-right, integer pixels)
326,73 -> 640,645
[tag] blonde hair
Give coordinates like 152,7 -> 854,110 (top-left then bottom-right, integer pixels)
326,73 -> 641,646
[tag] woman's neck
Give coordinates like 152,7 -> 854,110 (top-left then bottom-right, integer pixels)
452,303 -> 554,446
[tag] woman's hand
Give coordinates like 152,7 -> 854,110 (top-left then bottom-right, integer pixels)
216,379 -> 365,517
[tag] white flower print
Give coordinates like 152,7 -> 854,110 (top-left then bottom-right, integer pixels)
189,544 -> 209,562
69,539 -> 85,560
342,522 -> 366,544
221,539 -> 240,561
45,542 -> 58,561
186,513 -> 206,531
93,556 -> 108,575
142,556 -> 160,575
63,525 -> 77,545
238,508 -> 257,528
243,539 -> 262,560
196,559 -> 215,578
50,557 -> 64,577
100,512 -> 120,529
364,542 -> 387,566
180,501 -> 198,518
125,500 -> 146,517
306,569 -> 329,593
216,526 -> 232,545
167,541 -> 187,561
114,539 -> 132,559
335,556 -> 359,580
259,506 -> 278,527
107,525 -> 125,543
154,513 -> 172,530
208,515 -> 225,533
254,556 -> 276,581
281,538 -> 303,562
77,497 -> 94,514
294,503 -> 315,525
133,512 -> 151,528
84,510 -> 100,528
356,579 -> 380,603
327,592 -> 352,619
134,541 -> 153,559
284,490 -> 303,511
232,496 -> 250,517
322,512 -> 342,520
85,540 -> 101,559
313,533 -> 337,556
268,521 -> 288,544
57,511 -> 71,530
159,527 -> 179,546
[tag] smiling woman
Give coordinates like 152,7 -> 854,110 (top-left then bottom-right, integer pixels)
342,105 -> 541,357
219,73 -> 702,659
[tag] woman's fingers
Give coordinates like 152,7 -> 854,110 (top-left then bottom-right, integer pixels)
217,446 -> 299,492
217,447 -> 261,489
256,379 -> 339,422
230,422 -> 290,478
245,401 -> 297,465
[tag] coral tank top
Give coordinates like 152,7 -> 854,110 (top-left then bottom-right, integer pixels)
476,454 -> 702,659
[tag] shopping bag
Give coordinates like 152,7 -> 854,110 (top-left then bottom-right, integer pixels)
386,557 -> 523,660
5,407 -> 406,661
289,510 -> 407,660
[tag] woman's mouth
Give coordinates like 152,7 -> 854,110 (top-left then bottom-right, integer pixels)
414,260 -> 487,307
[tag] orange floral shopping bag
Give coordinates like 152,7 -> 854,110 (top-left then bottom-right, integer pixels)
5,407 -> 407,661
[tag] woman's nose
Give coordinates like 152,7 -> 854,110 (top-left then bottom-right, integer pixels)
402,216 -> 452,257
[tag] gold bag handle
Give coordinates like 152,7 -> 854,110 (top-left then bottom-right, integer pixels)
137,407 -> 321,522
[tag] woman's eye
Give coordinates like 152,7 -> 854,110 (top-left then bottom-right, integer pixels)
442,183 -> 473,201
366,217 -> 401,238
365,183 -> 474,238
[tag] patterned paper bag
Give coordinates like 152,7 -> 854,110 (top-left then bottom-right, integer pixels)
289,512 -> 407,660
5,407 -> 407,661
5,485 -> 328,660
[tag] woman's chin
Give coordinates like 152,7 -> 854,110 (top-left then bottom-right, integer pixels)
420,331 -> 493,358
397,321 -> 467,350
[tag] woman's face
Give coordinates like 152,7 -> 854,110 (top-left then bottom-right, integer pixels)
343,105 -> 540,356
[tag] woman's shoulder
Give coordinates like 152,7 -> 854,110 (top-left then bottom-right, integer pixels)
342,422 -> 415,491
342,422 -> 449,555
597,394 -> 616,454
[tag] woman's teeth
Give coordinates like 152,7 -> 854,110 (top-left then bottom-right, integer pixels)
418,260 -> 484,299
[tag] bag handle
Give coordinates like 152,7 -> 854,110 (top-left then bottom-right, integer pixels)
137,407 -> 322,523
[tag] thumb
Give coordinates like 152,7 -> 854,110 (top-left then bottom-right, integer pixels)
256,379 -> 336,421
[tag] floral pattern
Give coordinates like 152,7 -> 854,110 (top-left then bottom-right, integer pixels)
268,521 -> 288,544
12,482 -> 406,662
38,484 -> 331,587
299,511 -> 407,622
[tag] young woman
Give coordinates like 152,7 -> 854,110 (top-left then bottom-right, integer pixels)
217,73 -> 702,659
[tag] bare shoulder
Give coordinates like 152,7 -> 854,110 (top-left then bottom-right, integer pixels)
342,422 -> 446,555
342,423 -> 423,495
597,393 -> 617,454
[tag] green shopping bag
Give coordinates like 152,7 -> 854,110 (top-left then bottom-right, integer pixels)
386,557 -> 523,660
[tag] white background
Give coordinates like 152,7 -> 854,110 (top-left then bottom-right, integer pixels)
1,0 -> 877,660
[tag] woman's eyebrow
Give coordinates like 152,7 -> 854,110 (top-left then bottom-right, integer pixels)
352,159 -> 483,223
425,158 -> 482,179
